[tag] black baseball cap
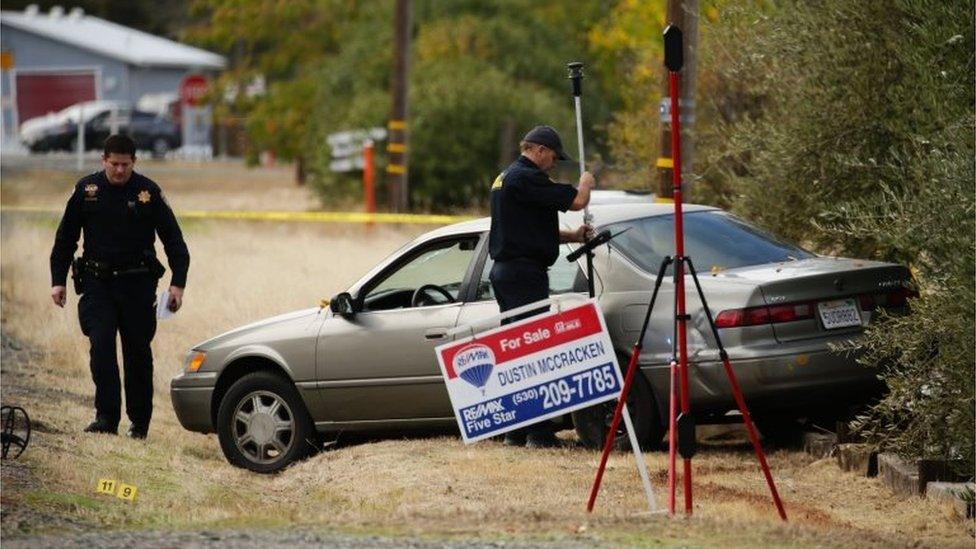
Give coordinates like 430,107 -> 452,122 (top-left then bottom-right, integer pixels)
523,125 -> 573,162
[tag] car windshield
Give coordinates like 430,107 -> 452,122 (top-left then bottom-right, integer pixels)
607,211 -> 814,274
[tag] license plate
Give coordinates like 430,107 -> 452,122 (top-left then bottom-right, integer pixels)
817,299 -> 861,330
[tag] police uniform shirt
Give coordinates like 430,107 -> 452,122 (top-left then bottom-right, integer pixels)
50,171 -> 190,287
489,155 -> 578,267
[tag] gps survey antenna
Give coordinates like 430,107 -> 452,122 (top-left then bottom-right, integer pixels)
567,61 -> 595,297
568,61 -> 658,515
567,62 -> 588,192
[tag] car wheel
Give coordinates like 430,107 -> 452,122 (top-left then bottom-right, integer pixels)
216,371 -> 317,473
573,361 -> 662,451
151,137 -> 170,158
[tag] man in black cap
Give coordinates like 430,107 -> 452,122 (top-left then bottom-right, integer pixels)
489,125 -> 594,448
50,134 -> 190,439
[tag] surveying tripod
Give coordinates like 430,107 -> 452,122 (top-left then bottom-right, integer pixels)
586,25 -> 787,520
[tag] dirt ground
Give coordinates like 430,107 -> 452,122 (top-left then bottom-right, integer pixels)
1,159 -> 972,547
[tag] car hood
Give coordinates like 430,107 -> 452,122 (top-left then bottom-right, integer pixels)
192,307 -> 322,351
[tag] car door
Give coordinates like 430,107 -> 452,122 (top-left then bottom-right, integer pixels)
316,233 -> 482,422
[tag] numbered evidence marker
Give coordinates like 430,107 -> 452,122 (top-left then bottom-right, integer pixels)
117,483 -> 138,501
96,478 -> 118,495
95,479 -> 138,501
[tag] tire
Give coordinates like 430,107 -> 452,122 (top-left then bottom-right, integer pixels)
573,360 -> 663,451
151,137 -> 170,159
753,415 -> 804,448
216,371 -> 318,473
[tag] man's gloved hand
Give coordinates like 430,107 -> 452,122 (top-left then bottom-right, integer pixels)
51,285 -> 67,307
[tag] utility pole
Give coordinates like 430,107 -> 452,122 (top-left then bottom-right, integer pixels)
657,0 -> 698,200
387,0 -> 411,212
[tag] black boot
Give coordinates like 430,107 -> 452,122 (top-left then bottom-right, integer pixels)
503,431 -> 527,447
126,422 -> 149,439
525,430 -> 562,449
83,416 -> 118,435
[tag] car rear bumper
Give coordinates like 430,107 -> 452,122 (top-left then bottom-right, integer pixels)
641,348 -> 881,418
170,373 -> 215,433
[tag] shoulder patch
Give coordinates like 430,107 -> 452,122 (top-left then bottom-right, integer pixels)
491,172 -> 505,190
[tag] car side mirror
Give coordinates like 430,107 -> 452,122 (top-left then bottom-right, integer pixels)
329,292 -> 357,317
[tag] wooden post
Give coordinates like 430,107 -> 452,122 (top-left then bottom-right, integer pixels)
363,140 -> 375,213
386,0 -> 411,212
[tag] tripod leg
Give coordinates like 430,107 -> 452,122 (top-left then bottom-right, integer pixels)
667,357 -> 677,515
683,257 -> 788,521
587,257 -> 671,513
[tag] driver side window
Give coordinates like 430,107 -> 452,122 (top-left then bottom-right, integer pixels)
363,236 -> 479,311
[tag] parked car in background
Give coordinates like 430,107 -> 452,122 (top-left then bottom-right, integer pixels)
19,100 -> 180,158
171,202 -> 914,473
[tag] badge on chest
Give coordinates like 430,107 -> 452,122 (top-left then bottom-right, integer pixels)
84,183 -> 99,201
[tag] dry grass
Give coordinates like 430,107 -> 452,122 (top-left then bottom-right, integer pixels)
1,158 -> 317,211
1,163 -> 973,546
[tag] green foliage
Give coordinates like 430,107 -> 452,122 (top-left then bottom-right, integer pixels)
309,0 -> 611,211
700,0 -> 974,255
586,0 -> 667,189
700,0 -> 975,474
827,126 -> 975,475
186,0 -> 351,162
408,60 -> 568,209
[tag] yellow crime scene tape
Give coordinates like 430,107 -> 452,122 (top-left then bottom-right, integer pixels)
0,205 -> 475,226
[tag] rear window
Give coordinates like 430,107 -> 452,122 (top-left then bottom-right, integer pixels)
607,211 -> 813,274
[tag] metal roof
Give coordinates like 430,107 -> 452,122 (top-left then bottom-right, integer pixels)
0,7 -> 225,69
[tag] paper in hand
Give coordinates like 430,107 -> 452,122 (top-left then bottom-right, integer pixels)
157,290 -> 176,320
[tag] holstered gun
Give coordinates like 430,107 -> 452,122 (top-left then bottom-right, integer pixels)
144,252 -> 166,280
70,258 -> 83,295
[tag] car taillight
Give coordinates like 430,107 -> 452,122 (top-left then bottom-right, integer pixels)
715,302 -> 813,328
714,309 -> 744,328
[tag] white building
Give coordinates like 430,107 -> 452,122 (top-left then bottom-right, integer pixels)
1,4 -> 225,145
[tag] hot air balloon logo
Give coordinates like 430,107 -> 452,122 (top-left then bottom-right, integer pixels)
452,343 -> 496,394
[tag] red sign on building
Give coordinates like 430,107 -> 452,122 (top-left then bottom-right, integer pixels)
179,74 -> 209,107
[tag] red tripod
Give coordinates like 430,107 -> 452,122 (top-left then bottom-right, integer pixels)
586,24 -> 787,521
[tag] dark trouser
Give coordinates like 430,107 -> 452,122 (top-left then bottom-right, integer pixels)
489,259 -> 550,323
78,274 -> 157,428
489,259 -> 552,438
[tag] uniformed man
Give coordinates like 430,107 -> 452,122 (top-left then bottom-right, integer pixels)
489,125 -> 594,448
50,134 -> 190,439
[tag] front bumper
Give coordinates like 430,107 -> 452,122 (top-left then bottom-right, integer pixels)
170,372 -> 216,433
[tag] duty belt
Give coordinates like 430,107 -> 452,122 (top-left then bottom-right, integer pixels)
77,257 -> 156,279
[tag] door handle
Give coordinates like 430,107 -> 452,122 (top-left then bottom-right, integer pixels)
424,329 -> 448,340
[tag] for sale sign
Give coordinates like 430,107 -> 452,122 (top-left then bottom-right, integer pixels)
436,300 -> 623,443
